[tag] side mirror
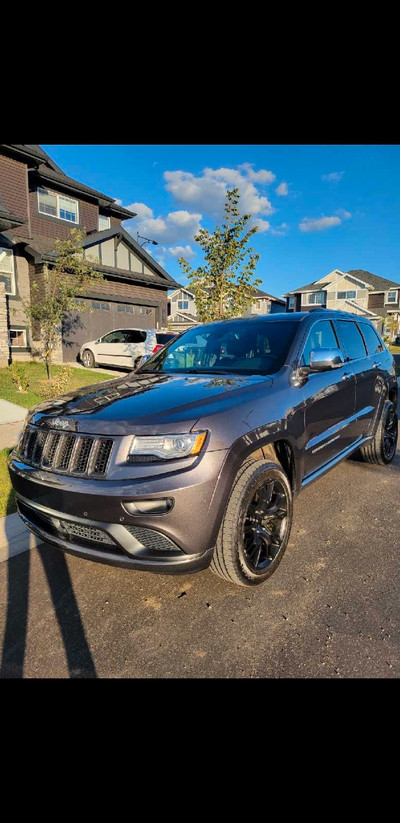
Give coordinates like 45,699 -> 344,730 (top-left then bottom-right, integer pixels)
308,347 -> 345,372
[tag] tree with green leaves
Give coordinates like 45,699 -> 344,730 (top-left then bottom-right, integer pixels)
22,228 -> 103,379
178,188 -> 262,322
385,313 -> 399,341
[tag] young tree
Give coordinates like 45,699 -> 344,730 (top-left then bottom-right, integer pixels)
23,228 -> 103,379
178,188 -> 262,322
385,313 -> 399,341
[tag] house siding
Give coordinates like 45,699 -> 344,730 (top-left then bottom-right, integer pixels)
0,154 -> 29,222
86,277 -> 168,325
368,292 -> 385,309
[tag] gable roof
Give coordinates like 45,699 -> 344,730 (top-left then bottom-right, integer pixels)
11,227 -> 180,290
253,287 -> 286,304
286,269 -> 400,296
169,287 -> 195,299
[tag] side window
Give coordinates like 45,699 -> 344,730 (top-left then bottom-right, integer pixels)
358,323 -> 384,355
301,320 -> 338,366
102,330 -> 126,344
335,320 -> 367,360
126,330 -> 146,344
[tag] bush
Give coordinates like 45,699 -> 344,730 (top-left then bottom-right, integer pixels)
8,362 -> 30,392
39,365 -> 73,399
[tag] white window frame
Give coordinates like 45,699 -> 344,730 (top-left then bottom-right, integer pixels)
385,290 -> 398,304
37,187 -> 79,224
307,291 -> 326,305
98,214 -> 111,231
337,290 -> 357,300
8,328 -> 27,347
288,296 -> 295,309
0,247 -> 16,295
178,300 -> 189,310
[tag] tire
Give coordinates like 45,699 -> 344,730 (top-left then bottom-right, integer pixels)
82,349 -> 96,369
210,459 -> 293,587
358,399 -> 398,465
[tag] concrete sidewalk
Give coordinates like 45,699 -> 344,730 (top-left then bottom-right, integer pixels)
0,398 -> 27,424
0,399 -> 27,451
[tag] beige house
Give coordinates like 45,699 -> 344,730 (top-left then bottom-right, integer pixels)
167,286 -> 285,332
284,268 -> 400,336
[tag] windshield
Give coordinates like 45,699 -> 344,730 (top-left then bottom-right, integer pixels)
138,319 -> 299,376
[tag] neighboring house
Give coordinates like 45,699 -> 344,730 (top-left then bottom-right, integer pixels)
284,268 -> 400,336
0,144 -> 179,367
242,288 -> 286,317
167,286 -> 285,332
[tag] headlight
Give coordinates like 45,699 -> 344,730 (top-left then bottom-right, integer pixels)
128,431 -> 207,461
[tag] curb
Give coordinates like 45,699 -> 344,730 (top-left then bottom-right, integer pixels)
0,512 -> 43,564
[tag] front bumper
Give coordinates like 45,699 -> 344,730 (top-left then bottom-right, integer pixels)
8,448 -> 229,574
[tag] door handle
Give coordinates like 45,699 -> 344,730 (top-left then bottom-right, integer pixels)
341,371 -> 352,380
372,362 -> 379,369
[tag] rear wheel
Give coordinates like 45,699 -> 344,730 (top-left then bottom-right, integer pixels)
358,399 -> 398,465
82,349 -> 96,369
210,459 -> 293,587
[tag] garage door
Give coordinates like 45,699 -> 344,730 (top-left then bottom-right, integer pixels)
62,298 -> 156,363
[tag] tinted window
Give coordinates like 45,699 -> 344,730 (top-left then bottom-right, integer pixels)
358,323 -> 384,355
139,320 -> 299,375
156,333 -> 176,344
335,320 -> 367,360
301,320 -> 338,366
126,330 -> 146,344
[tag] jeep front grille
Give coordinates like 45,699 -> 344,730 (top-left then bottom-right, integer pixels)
18,426 -> 114,477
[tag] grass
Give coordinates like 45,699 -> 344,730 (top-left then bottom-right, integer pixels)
0,449 -> 16,516
388,345 -> 400,354
0,361 -> 115,409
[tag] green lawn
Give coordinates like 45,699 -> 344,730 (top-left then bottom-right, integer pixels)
388,345 -> 400,354
0,449 -> 16,516
0,362 -> 117,518
0,361 -> 115,409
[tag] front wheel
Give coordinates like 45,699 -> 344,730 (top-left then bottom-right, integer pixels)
210,459 -> 293,587
82,349 -> 96,369
358,399 -> 398,465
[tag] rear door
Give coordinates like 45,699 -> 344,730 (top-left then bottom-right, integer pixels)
119,329 -> 147,367
301,319 -> 357,475
333,319 -> 375,440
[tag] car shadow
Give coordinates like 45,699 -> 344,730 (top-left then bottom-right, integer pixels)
0,489 -> 97,679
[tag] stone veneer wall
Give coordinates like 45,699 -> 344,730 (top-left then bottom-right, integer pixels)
0,283 -> 9,367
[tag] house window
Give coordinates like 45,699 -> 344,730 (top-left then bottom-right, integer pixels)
137,307 -> 152,315
37,187 -> 79,223
386,290 -> 398,304
307,291 -> 326,305
178,301 -> 189,310
99,214 -> 111,231
288,296 -> 295,309
91,301 -> 110,310
9,328 -> 27,347
117,304 -> 133,313
337,290 -> 356,300
0,248 -> 15,295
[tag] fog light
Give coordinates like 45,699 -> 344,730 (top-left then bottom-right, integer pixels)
122,498 -> 174,515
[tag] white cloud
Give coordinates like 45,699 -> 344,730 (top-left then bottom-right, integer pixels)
270,222 -> 289,236
164,164 -> 275,219
275,182 -> 288,197
113,198 -> 123,206
299,216 -> 342,232
322,171 -> 345,182
168,244 -> 196,259
336,208 -> 351,220
124,202 -> 202,246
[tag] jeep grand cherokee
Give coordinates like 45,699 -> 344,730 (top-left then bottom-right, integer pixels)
8,310 -> 398,587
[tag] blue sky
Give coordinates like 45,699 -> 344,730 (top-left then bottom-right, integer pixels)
42,144 -> 400,295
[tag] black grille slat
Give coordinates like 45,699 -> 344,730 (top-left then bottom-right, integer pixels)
55,434 -> 76,471
19,426 -> 113,477
90,439 -> 113,475
73,437 -> 94,474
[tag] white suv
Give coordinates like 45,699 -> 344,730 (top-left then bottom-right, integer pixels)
80,328 -> 158,370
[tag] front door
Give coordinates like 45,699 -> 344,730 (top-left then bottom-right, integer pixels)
301,319 -> 357,476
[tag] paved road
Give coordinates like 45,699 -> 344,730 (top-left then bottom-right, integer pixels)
1,437 -> 400,679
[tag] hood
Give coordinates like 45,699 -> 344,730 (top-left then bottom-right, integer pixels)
30,372 -> 273,435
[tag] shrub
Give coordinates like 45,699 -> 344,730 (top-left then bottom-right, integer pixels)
39,366 -> 73,399
8,362 -> 30,392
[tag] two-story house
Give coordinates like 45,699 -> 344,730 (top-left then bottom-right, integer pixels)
284,268 -> 400,336
167,286 -> 285,332
0,144 -> 179,367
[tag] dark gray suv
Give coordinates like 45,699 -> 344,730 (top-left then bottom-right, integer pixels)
8,310 -> 398,587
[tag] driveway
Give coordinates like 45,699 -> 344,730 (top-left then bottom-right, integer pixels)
1,434 -> 400,678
